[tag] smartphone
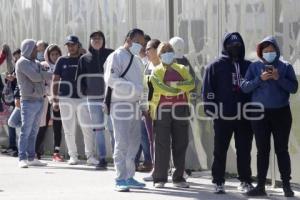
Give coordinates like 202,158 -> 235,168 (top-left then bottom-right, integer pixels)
265,65 -> 273,73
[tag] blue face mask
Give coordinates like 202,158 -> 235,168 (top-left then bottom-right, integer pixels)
263,52 -> 277,63
160,52 -> 175,65
129,42 -> 142,55
37,52 -> 44,61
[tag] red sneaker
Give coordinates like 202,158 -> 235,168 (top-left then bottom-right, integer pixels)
52,153 -> 64,162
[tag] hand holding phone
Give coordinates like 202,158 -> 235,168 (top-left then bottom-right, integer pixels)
265,65 -> 274,73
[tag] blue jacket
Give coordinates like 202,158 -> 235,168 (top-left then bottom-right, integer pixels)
241,36 -> 298,108
202,32 -> 251,117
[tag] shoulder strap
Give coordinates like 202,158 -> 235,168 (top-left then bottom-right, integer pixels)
120,54 -> 134,78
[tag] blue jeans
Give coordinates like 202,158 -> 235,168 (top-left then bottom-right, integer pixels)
8,107 -> 21,128
135,120 -> 152,165
18,99 -> 44,161
87,99 -> 106,159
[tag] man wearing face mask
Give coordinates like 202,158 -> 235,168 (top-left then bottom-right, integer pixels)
104,28 -> 146,192
202,32 -> 254,194
36,40 -> 48,62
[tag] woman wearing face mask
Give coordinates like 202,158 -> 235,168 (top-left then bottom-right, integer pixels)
139,39 -> 161,178
149,42 -> 194,188
241,36 -> 298,197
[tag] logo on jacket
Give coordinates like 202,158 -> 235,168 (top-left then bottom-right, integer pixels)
231,35 -> 238,41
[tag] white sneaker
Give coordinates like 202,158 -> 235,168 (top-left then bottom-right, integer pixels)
238,182 -> 254,193
27,159 -> 47,166
143,176 -> 153,182
214,183 -> 225,194
173,181 -> 190,188
183,171 -> 189,180
68,157 -> 79,165
154,182 -> 165,188
86,157 -> 99,166
18,160 -> 28,168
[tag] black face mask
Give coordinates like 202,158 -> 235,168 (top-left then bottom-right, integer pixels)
227,44 -> 242,60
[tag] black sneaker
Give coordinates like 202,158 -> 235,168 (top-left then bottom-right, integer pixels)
214,183 -> 225,194
1,148 -> 14,154
8,150 -> 18,157
283,185 -> 294,197
95,159 -> 107,170
36,153 -> 42,160
246,186 -> 267,196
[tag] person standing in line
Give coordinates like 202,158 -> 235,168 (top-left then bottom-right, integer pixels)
1,48 -> 21,157
150,42 -> 194,188
241,36 -> 298,197
141,39 -> 161,182
135,34 -> 153,172
40,44 -> 64,162
52,35 -> 98,166
76,30 -> 114,170
104,28 -> 146,192
36,40 -> 48,62
16,39 -> 52,168
202,32 -> 254,194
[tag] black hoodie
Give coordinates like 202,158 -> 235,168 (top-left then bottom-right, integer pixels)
76,32 -> 113,98
202,32 -> 252,118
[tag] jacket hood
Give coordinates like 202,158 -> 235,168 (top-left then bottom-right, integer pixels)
21,39 -> 36,59
88,31 -> 106,53
44,44 -> 52,64
43,44 -> 62,65
256,36 -> 280,62
221,32 -> 245,60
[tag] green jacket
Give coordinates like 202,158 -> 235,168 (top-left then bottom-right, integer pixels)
149,62 -> 195,119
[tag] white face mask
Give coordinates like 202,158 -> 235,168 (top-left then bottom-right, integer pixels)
141,57 -> 149,65
129,42 -> 142,55
160,52 -> 175,65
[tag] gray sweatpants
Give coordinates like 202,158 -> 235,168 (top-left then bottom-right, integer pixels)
111,102 -> 141,180
59,98 -> 96,158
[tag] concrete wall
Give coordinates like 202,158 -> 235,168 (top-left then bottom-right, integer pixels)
0,0 -> 299,183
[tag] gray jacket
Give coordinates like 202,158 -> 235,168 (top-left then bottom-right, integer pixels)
16,57 -> 52,100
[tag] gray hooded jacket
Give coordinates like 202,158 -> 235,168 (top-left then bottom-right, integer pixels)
16,39 -> 52,100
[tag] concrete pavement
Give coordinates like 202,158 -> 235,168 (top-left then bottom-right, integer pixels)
0,154 -> 299,200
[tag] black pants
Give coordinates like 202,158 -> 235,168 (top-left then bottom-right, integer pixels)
52,109 -> 62,150
35,103 -> 51,155
212,118 -> 253,184
153,105 -> 189,183
251,105 -> 292,185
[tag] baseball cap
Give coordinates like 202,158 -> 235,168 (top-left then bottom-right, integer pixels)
64,35 -> 80,45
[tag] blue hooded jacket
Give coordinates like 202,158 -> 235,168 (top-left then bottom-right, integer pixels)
240,36 -> 298,108
202,32 -> 252,117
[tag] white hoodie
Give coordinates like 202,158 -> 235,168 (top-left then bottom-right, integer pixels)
104,47 -> 143,103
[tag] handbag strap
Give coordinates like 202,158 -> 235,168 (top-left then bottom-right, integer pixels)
120,54 -> 134,78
